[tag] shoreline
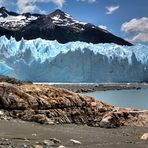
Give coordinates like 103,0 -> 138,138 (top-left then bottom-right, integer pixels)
34,83 -> 148,93
0,119 -> 148,148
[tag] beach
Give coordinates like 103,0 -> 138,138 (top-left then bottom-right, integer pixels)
0,119 -> 148,148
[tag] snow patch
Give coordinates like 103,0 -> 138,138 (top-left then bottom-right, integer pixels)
0,14 -> 37,30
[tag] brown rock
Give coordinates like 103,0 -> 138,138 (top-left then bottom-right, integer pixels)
141,133 -> 148,140
0,82 -> 148,128
34,145 -> 43,148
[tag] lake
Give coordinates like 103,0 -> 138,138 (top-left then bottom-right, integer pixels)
83,88 -> 148,110
34,82 -> 148,110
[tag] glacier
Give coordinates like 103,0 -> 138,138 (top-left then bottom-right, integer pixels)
0,35 -> 148,82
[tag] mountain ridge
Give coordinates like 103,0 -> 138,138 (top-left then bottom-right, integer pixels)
0,7 -> 132,45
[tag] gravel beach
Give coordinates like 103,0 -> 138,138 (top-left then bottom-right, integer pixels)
0,120 -> 148,148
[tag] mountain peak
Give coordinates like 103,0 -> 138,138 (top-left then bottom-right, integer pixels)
49,9 -> 87,28
0,7 -> 6,10
50,9 -> 66,16
49,9 -> 69,21
0,6 -> 8,17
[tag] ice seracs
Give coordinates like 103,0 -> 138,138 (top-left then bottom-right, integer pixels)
0,36 -> 148,82
0,61 -> 15,76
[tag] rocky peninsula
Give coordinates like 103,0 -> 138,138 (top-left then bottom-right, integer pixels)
0,81 -> 148,127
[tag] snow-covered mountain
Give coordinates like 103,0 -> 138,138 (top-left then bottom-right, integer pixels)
0,7 -> 39,30
0,7 -> 131,45
0,36 -> 148,82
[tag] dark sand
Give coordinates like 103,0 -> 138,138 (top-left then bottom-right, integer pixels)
0,120 -> 148,148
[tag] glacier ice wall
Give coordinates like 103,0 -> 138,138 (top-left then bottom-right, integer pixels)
0,36 -> 148,82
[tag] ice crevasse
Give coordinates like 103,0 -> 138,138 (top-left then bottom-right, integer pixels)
0,35 -> 148,82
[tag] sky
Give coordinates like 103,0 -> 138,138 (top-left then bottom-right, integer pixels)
0,0 -> 148,43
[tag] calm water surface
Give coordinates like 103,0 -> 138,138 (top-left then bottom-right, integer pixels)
83,88 -> 148,110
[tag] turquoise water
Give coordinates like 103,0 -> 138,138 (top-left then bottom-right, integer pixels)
83,88 -> 148,110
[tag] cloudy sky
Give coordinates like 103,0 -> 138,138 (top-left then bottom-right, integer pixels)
1,0 -> 148,43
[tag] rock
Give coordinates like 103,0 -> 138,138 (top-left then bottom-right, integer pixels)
19,144 -> 28,148
31,114 -> 54,124
34,145 -> 43,148
24,138 -> 29,142
58,146 -> 65,148
69,139 -> 81,145
0,110 -> 10,120
0,110 -> 4,115
141,133 -> 148,140
49,138 -> 61,144
32,134 -> 37,136
99,112 -> 120,128
0,82 -> 148,128
43,140 -> 54,146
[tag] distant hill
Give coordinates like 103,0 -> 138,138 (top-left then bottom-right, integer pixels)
0,75 -> 31,85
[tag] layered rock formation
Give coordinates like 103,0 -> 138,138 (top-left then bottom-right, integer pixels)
0,82 -> 147,128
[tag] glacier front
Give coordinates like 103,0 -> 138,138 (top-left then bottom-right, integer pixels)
0,36 -> 148,82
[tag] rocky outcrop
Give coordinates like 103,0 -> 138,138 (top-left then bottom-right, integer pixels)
0,82 -> 147,128
0,75 -> 31,85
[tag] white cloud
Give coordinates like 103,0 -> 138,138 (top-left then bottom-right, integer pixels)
17,0 -> 65,13
0,0 -> 5,6
106,5 -> 120,15
76,0 -> 96,3
131,33 -> 148,43
17,0 -> 36,14
40,0 -> 65,8
121,17 -> 148,43
99,25 -> 107,30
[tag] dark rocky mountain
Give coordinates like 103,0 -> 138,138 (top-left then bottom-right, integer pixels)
0,7 -> 132,45
0,7 -> 18,17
